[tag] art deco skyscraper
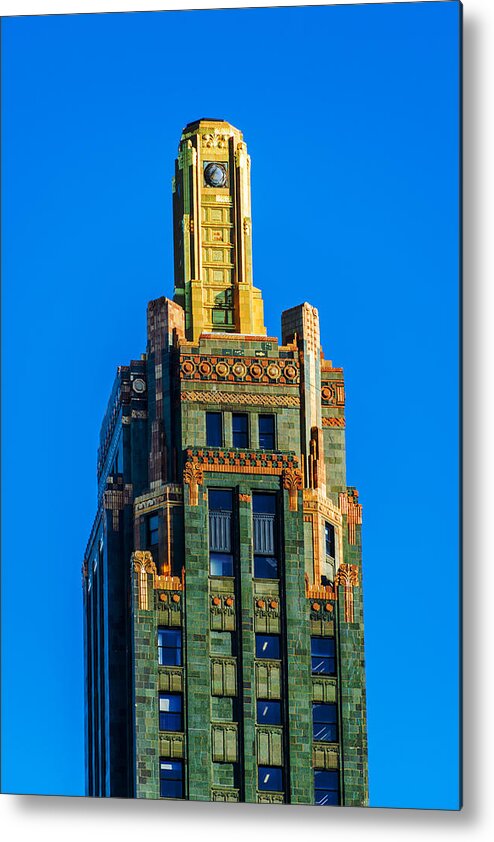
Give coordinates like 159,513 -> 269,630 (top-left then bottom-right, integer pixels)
83,118 -> 368,806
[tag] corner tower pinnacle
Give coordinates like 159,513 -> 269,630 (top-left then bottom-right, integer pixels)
173,119 -> 267,342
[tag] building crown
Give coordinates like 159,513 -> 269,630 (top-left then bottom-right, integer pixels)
172,119 -> 266,342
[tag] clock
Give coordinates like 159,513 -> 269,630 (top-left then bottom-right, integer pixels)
204,162 -> 228,188
132,378 -> 146,394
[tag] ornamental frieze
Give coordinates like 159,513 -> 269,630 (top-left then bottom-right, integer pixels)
183,449 -> 300,493
181,391 -> 300,408
321,380 -> 345,407
180,354 -> 299,385
322,416 -> 345,428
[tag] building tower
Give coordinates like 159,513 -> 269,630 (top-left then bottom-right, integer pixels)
83,119 -> 368,806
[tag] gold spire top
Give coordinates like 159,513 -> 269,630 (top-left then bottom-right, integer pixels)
172,119 -> 266,342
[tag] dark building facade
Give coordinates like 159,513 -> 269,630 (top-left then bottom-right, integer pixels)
83,119 -> 368,806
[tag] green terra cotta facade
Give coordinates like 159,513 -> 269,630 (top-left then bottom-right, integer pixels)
83,119 -> 368,806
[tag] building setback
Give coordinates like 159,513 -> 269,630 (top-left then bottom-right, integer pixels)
83,119 -> 368,806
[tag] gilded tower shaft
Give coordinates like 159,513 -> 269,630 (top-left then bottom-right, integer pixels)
173,118 -> 266,341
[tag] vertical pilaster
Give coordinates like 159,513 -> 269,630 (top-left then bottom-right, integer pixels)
183,491 -> 212,800
283,488 -> 314,804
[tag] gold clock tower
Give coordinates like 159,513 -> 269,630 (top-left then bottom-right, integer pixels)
173,118 -> 266,341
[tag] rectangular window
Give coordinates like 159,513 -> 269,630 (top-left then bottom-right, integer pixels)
314,770 -> 340,806
158,628 -> 182,667
147,514 -> 159,547
311,637 -> 336,675
258,766 -> 283,792
209,489 -> 234,577
160,759 -> 184,799
206,412 -> 223,447
232,413 -> 249,448
258,415 -> 275,450
313,703 -> 338,742
253,493 -> 278,579
325,522 -> 335,560
256,700 -> 282,725
255,634 -> 280,660
159,693 -> 183,732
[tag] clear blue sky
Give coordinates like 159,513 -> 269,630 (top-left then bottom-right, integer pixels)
1,3 -> 461,809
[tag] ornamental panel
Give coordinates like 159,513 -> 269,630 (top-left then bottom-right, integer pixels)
312,677 -> 337,704
256,726 -> 283,767
255,661 -> 281,700
158,667 -> 183,694
159,732 -> 185,759
211,657 -> 237,697
212,723 -> 238,763
211,788 -> 240,802
313,742 -> 339,770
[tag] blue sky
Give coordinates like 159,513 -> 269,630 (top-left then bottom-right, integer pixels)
1,2 -> 461,808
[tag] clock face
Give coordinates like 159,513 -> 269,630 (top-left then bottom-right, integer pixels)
132,378 -> 146,394
204,162 -> 228,188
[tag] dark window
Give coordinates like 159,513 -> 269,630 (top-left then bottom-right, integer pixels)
159,693 -> 183,731
325,522 -> 335,559
256,634 -> 280,660
232,413 -> 249,448
158,628 -> 182,666
257,700 -> 282,725
313,703 -> 338,742
160,759 -> 184,799
258,766 -> 283,792
253,493 -> 278,579
209,489 -> 233,576
311,637 -> 336,675
206,412 -> 223,447
314,770 -> 340,806
148,514 -> 159,547
258,414 -> 275,450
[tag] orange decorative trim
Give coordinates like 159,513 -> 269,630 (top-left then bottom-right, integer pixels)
335,563 -> 359,622
180,354 -> 299,385
181,391 -> 300,408
305,578 -> 337,601
184,449 -> 299,480
282,466 -> 303,511
133,552 -> 184,610
239,494 -> 252,503
183,461 -> 204,506
133,551 -> 156,610
339,489 -> 363,544
322,416 -> 346,428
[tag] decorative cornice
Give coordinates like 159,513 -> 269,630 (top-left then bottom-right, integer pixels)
180,353 -> 299,386
184,448 -> 299,481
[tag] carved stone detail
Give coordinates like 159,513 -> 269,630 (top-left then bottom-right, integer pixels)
335,563 -> 359,623
180,353 -> 299,385
103,482 -> 133,530
133,550 -> 156,610
322,416 -> 345,428
282,466 -> 303,511
339,489 -> 363,544
183,461 -> 204,506
181,391 -> 300,408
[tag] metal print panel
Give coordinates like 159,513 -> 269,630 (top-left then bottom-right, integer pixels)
1,1 -> 461,810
